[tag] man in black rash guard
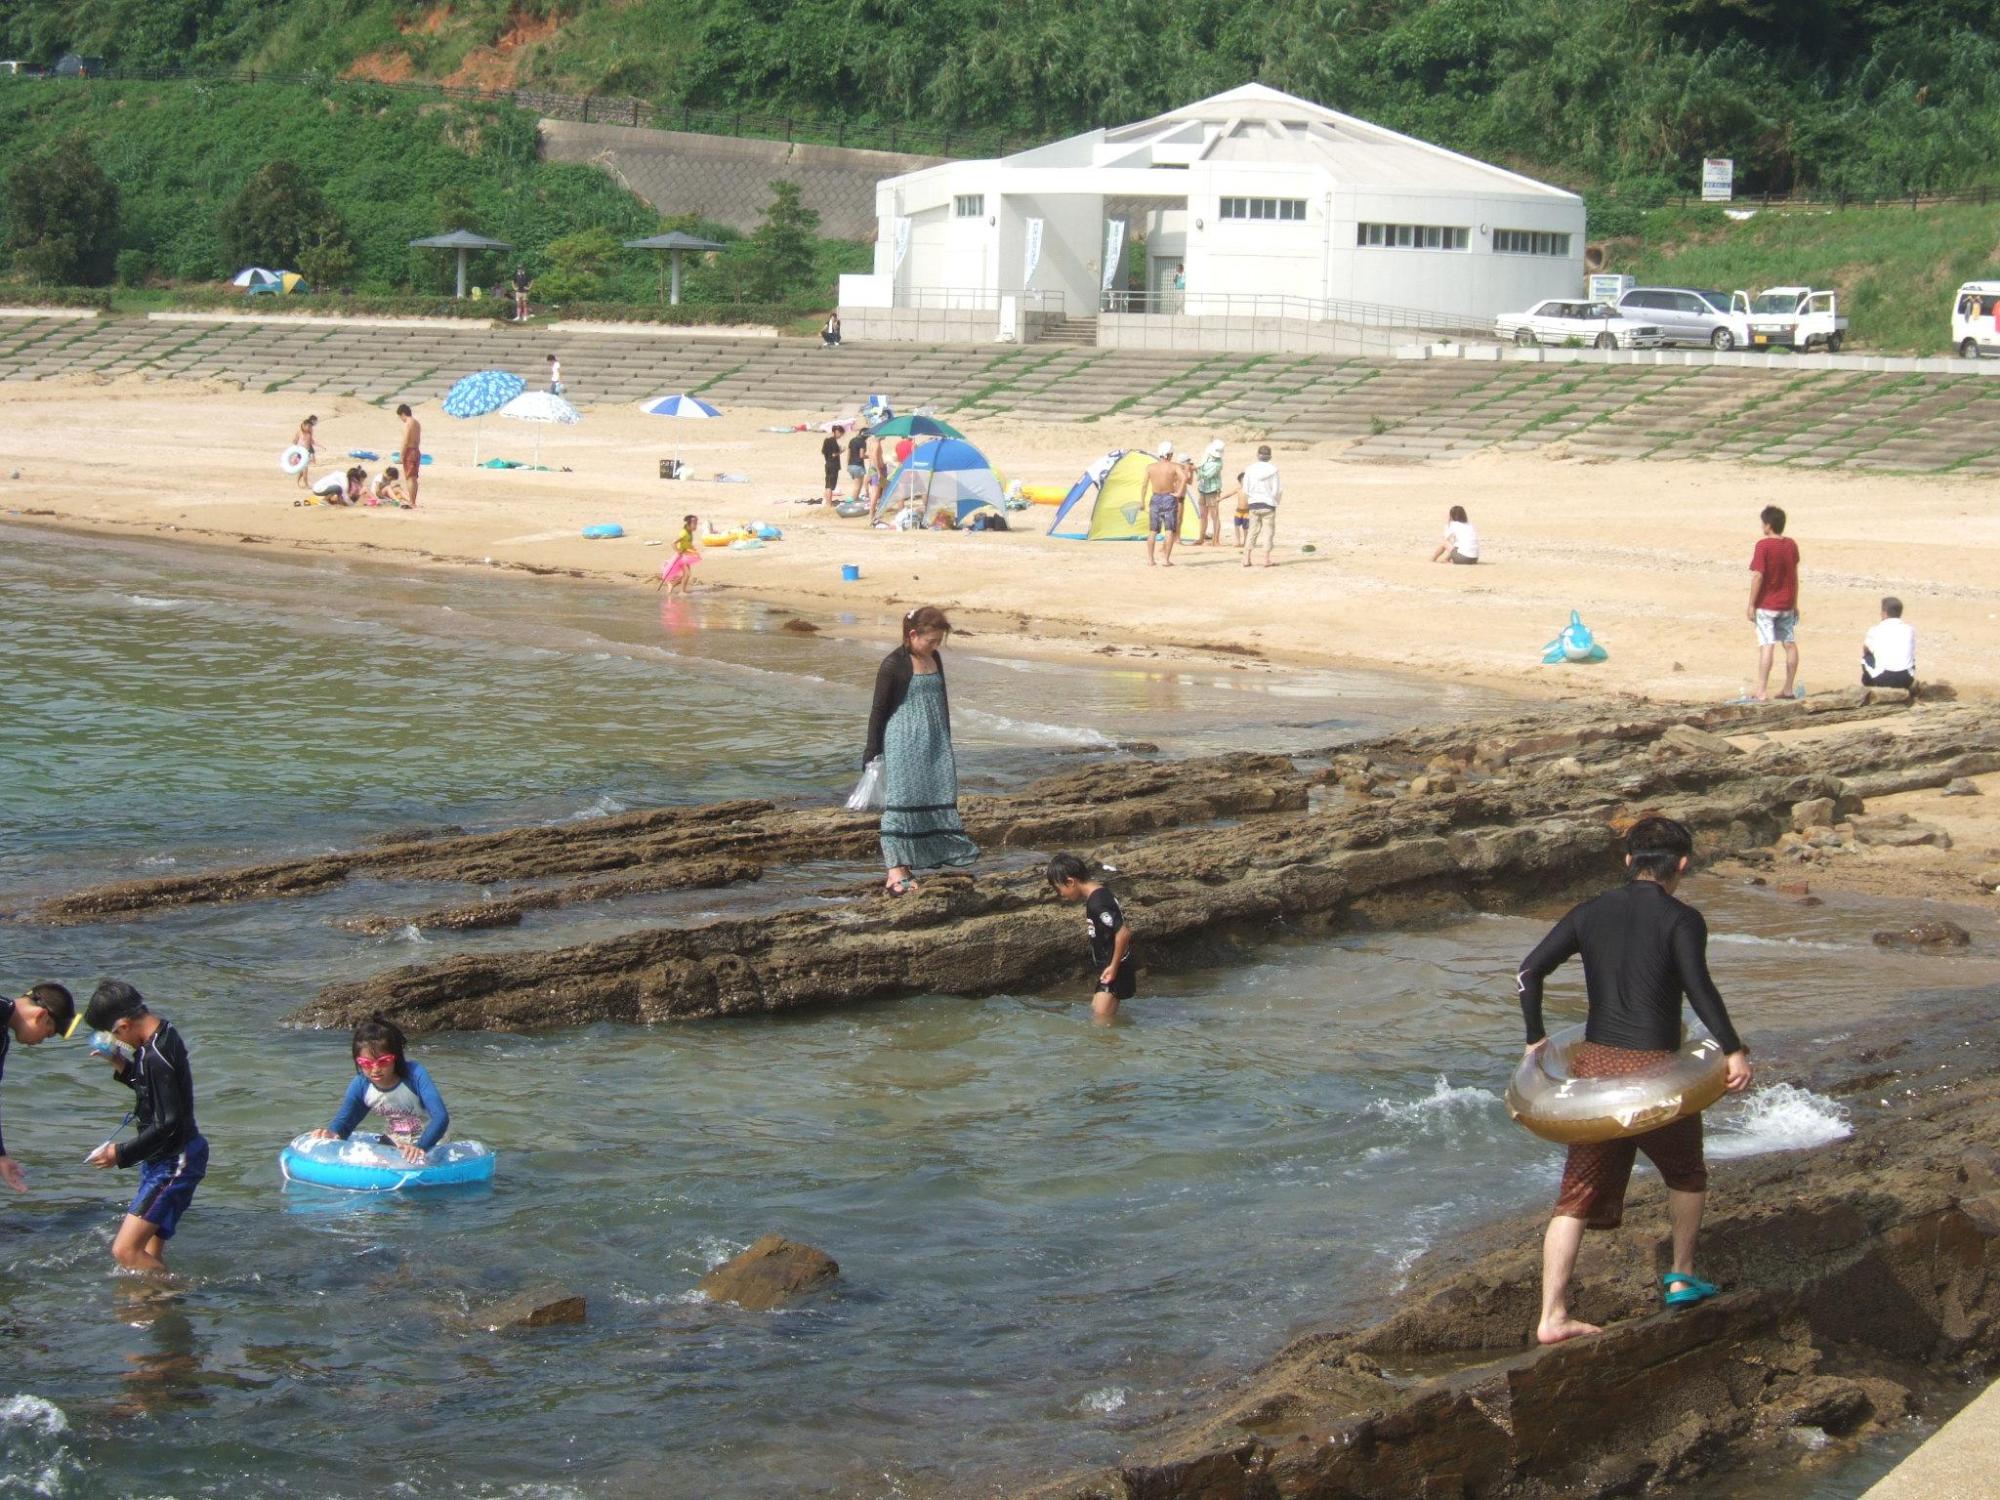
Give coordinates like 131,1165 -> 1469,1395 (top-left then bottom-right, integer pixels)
1516,815 -> 1753,1345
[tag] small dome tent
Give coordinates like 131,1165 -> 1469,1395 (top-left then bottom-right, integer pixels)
878,437 -> 1006,527
1047,450 -> 1202,541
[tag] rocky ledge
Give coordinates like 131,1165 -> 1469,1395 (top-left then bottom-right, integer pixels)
1032,994 -> 2000,1499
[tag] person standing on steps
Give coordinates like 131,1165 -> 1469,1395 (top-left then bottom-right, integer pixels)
864,606 -> 979,896
1514,815 -> 1754,1346
1747,504 -> 1801,700
511,265 -> 532,322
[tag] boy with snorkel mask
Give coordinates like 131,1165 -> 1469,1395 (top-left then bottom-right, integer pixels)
2,982 -> 79,1193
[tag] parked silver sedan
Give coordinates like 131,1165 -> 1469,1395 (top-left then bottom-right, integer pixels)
1494,300 -> 1667,350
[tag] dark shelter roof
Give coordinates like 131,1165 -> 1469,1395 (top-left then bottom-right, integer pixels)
408,229 -> 515,250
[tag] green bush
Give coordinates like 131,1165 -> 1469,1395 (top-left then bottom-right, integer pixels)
223,159 -> 346,272
5,135 -> 121,286
536,227 -> 621,304
115,247 -> 151,287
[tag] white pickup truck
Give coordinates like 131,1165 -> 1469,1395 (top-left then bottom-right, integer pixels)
1746,287 -> 1847,352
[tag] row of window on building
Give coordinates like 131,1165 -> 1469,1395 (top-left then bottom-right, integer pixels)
1357,223 -> 1571,256
948,193 -> 1571,257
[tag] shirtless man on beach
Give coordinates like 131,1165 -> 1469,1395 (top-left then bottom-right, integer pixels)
1144,440 -> 1186,567
396,405 -> 422,507
1514,814 -> 1753,1345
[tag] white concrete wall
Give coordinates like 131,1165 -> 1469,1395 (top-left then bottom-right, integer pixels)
1184,168 -> 1330,306
999,191 -> 1101,314
1331,189 -> 1584,316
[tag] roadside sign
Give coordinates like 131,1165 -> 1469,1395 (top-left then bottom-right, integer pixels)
1702,158 -> 1734,203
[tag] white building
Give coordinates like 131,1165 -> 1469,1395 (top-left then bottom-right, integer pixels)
840,83 -> 1586,344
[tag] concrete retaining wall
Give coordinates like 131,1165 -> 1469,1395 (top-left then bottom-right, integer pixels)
840,306 -> 1039,344
1096,313 -> 1425,358
539,120 -> 942,239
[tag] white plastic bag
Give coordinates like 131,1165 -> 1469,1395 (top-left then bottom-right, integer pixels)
845,757 -> 885,812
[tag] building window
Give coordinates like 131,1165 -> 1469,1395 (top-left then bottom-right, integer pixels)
953,194 -> 985,219
1355,223 -> 1469,251
1493,229 -> 1572,257
1220,197 -> 1308,222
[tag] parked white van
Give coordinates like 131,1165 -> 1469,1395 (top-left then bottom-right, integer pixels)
1952,282 -> 2000,358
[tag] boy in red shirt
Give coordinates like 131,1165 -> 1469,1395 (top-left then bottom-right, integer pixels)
1746,504 -> 1801,700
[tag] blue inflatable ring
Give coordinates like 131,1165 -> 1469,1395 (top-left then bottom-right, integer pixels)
280,1133 -> 496,1192
581,523 -> 625,539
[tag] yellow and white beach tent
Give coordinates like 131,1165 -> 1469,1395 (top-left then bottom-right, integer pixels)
1047,450 -> 1202,541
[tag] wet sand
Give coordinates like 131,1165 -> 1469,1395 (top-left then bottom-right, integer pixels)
3,374 -> 1996,704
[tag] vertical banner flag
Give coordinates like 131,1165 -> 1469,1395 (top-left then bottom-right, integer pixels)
1023,217 -> 1044,288
892,216 -> 913,276
1102,219 -> 1125,293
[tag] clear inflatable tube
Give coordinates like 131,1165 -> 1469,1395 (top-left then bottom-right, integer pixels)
1505,1025 -> 1727,1145
279,1133 -> 496,1192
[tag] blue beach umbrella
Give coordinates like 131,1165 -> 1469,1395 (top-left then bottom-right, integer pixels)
443,370 -> 527,464
641,392 -> 722,466
639,394 -> 721,418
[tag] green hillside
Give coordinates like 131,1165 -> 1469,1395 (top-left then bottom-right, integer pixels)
6,0 -> 2000,198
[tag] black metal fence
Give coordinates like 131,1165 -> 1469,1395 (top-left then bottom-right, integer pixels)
1663,185 -> 2000,210
5,66 -> 1027,162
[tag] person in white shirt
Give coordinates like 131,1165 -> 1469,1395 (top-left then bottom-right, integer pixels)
546,354 -> 563,394
1241,445 -> 1282,568
1431,505 -> 1480,565
1860,596 -> 1916,690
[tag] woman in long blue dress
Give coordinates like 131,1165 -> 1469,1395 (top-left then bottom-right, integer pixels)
863,606 -> 979,894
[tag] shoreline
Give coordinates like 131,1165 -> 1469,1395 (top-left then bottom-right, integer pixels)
6,373 -> 1998,708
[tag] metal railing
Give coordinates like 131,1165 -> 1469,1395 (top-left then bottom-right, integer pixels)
1100,289 -> 1491,336
1662,185 -> 2000,210
893,287 -> 1066,315
2,67 -> 1028,162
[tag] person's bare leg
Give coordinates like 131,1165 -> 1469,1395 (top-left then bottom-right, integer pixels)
1666,1188 -> 1703,1277
1779,642 -> 1799,698
1146,531 -> 1158,566
1755,643 -> 1776,699
1161,527 -> 1176,566
1537,1214 -> 1601,1344
1091,989 -> 1120,1023
111,1215 -> 169,1275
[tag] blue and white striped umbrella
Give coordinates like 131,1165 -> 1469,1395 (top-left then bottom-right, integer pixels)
442,369 -> 526,419
639,393 -> 721,418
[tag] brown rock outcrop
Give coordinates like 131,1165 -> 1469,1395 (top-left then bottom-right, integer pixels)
1035,996 -> 2000,1500
477,1288 -> 587,1332
697,1235 -> 839,1310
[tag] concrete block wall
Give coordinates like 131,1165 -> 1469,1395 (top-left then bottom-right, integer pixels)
539,120 -> 942,239
1096,314 -> 1418,358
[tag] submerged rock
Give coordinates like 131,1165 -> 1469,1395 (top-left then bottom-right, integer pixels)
479,1288 -> 586,1332
1871,919 -> 1972,949
697,1236 -> 839,1310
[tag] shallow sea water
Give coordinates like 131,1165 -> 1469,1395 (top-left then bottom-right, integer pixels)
1,527 -> 1993,1498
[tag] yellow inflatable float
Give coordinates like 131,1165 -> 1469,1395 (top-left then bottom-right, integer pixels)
1505,1024 -> 1727,1145
1020,483 -> 1069,506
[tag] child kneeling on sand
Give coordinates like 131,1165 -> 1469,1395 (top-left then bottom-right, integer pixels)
1047,853 -> 1135,1021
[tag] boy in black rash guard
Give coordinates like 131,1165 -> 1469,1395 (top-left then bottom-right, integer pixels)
2,983 -> 79,1193
82,980 -> 207,1274
1515,815 -> 1753,1345
1047,854 -> 1135,1021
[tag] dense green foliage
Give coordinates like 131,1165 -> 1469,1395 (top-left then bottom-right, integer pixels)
0,80 -> 864,305
223,159 -> 347,277
7,0 -> 2000,196
5,135 -> 120,284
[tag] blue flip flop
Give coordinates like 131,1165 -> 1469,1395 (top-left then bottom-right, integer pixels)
1662,1272 -> 1720,1308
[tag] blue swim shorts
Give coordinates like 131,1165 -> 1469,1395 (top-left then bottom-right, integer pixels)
127,1135 -> 209,1240
1149,494 -> 1181,531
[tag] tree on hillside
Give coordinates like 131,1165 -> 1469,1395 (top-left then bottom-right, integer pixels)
223,159 -> 350,273
536,227 -> 622,304
5,135 -> 120,286
741,181 -> 820,302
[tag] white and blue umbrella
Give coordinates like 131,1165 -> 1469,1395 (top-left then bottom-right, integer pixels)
231,266 -> 278,288
496,389 -> 581,464
639,393 -> 721,418
443,369 -> 527,465
640,392 -> 721,466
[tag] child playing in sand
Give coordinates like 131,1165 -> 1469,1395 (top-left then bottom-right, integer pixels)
659,514 -> 701,594
1220,471 -> 1250,545
307,1014 -> 450,1165
1047,853 -> 1135,1021
294,415 -> 318,490
373,466 -> 408,507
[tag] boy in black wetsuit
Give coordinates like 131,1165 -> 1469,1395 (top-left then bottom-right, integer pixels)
1515,815 -> 1753,1346
1047,854 -> 1135,1021
2,983 -> 78,1193
82,981 -> 207,1274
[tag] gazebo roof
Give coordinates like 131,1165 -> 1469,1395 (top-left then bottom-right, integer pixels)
409,229 -> 515,250
624,232 -> 726,252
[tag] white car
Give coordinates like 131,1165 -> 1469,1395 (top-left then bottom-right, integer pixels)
1495,300 -> 1667,350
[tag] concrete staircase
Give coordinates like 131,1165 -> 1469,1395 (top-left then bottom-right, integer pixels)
6,316 -> 2000,473
1033,316 -> 1098,347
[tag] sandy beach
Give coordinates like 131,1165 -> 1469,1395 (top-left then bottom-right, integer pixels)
2,373 -> 1995,704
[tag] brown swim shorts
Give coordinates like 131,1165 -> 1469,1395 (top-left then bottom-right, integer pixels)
1552,1041 -> 1708,1230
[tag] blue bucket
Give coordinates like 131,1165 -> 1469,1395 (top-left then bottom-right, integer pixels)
841,564 -> 860,582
